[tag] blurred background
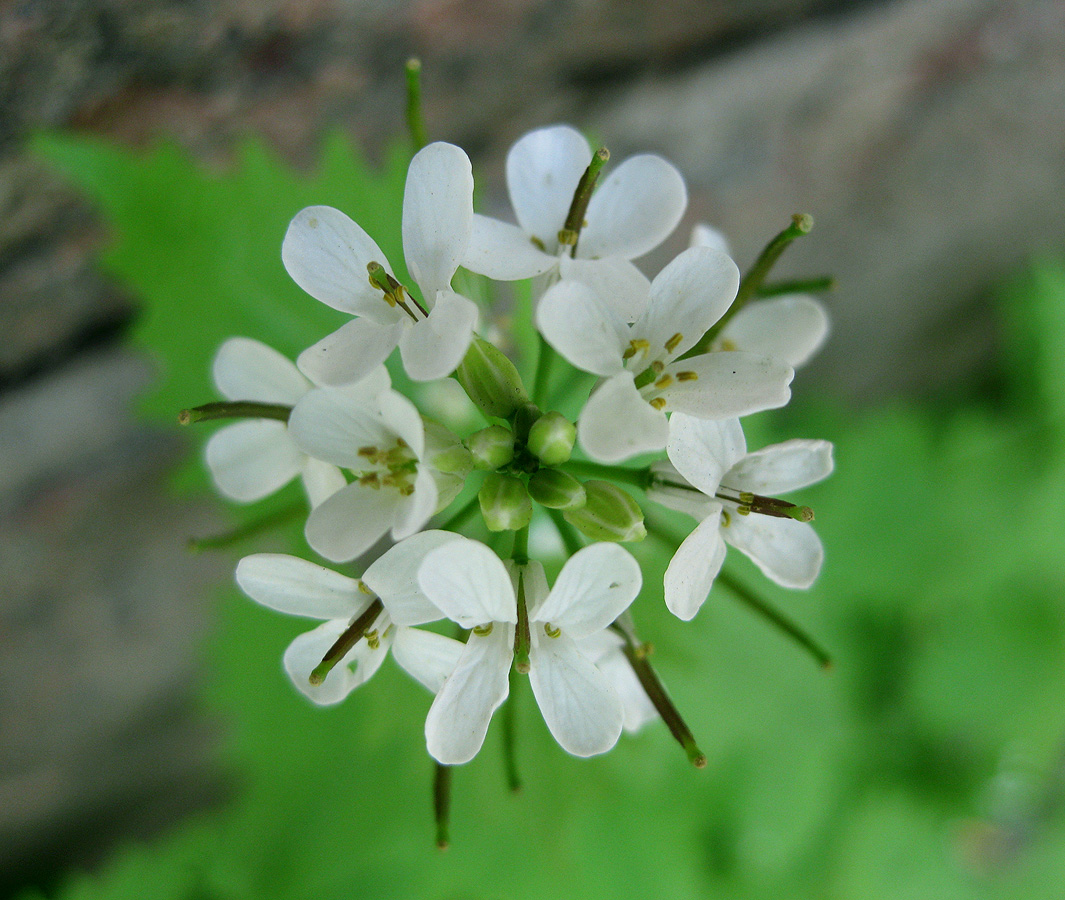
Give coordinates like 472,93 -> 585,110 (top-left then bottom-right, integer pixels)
3,0 -> 1065,897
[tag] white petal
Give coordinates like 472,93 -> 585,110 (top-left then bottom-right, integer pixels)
398,291 -> 478,382
390,466 -> 438,542
300,457 -> 347,508
536,280 -> 628,377
418,537 -> 517,627
362,530 -> 462,625
377,389 -> 426,458
558,256 -> 651,323
578,632 -> 657,733
577,372 -> 669,463
580,155 -> 686,260
212,337 -> 309,404
530,543 -> 641,639
529,632 -> 623,757
281,206 -> 394,319
725,439 -> 835,496
403,143 -> 474,301
506,124 -> 590,251
297,317 -> 404,388
689,223 -> 731,255
647,461 -> 720,520
723,515 -> 824,589
235,553 -> 364,619
661,352 -> 793,419
425,625 -> 513,764
665,414 -> 746,498
204,421 -> 302,502
283,618 -> 391,706
288,388 -> 391,468
635,247 -> 740,362
304,481 -> 397,563
717,295 -> 829,368
392,626 -> 465,694
463,215 -> 557,280
663,509 -> 727,621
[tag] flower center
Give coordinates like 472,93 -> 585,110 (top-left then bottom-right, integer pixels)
356,438 -> 419,496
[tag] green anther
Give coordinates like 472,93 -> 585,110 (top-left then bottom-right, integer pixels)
543,623 -> 560,639
473,623 -> 494,636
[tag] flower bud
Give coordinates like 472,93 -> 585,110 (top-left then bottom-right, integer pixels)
455,339 -> 528,419
422,418 -> 473,476
527,468 -> 586,510
466,425 -> 516,470
563,480 -> 646,542
527,411 -> 576,466
479,473 -> 533,532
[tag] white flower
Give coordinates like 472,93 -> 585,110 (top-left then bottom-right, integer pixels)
287,380 -> 439,563
689,223 -> 829,368
204,337 -> 352,506
462,124 -> 687,281
282,142 -> 479,385
536,248 -> 794,462
234,531 -> 461,704
415,537 -> 643,764
576,631 -> 657,734
649,415 -> 834,620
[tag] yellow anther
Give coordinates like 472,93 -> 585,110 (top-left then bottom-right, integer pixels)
543,623 -> 561,639
718,338 -> 738,351
358,446 -> 378,459
358,473 -> 381,488
365,629 -> 380,650
473,623 -> 494,636
675,371 -> 698,382
357,580 -> 372,594
651,360 -> 665,374
622,338 -> 650,360
399,484 -> 415,497
664,332 -> 683,353
649,397 -> 667,410
654,374 -> 674,390
721,509 -> 731,527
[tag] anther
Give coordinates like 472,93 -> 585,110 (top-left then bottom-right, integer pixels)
664,332 -> 683,353
473,623 -> 494,636
623,338 -> 650,360
654,374 -> 674,390
675,371 -> 698,382
651,360 -> 665,374
543,623 -> 560,639
650,397 -> 667,410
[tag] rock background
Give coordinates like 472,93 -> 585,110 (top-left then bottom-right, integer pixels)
1,0 -> 1062,892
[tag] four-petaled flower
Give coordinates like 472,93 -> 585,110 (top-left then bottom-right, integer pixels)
649,414 -> 834,620
415,537 -> 643,764
537,248 -> 795,462
282,142 -> 479,385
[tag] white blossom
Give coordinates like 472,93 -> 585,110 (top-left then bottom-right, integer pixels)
462,124 -> 687,281
649,415 -> 834,620
204,337 -> 352,506
287,378 -> 438,563
415,537 -> 642,764
536,248 -> 794,462
282,142 -> 479,385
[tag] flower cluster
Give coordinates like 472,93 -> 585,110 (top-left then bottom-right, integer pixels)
183,119 -> 834,836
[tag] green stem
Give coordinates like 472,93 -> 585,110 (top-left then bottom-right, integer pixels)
501,668 -> 522,793
547,508 -> 585,557
615,630 -> 706,768
757,275 -> 835,297
716,570 -> 833,670
405,58 -> 428,152
187,502 -> 304,552
685,213 -> 814,358
564,460 -> 651,490
511,525 -> 530,565
433,762 -> 451,850
309,599 -> 383,685
531,335 -> 557,408
178,401 -> 292,425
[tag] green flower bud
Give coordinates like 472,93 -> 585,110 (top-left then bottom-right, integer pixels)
563,480 -> 646,542
466,425 -> 515,470
455,339 -> 528,419
478,473 -> 533,532
527,411 -> 576,466
527,468 -> 586,510
422,418 -> 473,476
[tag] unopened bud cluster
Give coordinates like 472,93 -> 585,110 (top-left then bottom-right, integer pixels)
181,107 -> 836,837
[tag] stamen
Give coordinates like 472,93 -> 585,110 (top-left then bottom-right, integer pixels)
543,623 -> 560,639
473,623 -> 494,636
649,397 -> 667,410
651,360 -> 665,374
675,371 -> 698,382
664,332 -> 683,353
622,338 -> 650,360
654,374 -> 674,390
